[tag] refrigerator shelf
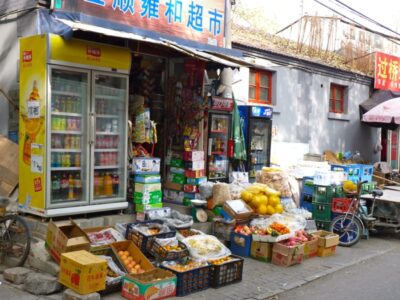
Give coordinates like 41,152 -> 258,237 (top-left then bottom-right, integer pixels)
51,148 -> 81,153
96,131 -> 120,135
52,130 -> 82,135
95,95 -> 122,100
51,167 -> 81,171
96,114 -> 119,118
52,90 -> 82,97
51,112 -> 82,117
94,149 -> 119,152
94,165 -> 120,169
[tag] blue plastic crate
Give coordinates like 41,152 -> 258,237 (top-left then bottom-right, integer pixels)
230,232 -> 252,257
302,176 -> 314,196
300,194 -> 313,212
359,164 -> 373,182
330,164 -> 361,183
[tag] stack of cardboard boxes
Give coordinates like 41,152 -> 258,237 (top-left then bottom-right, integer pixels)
131,158 -> 162,212
183,151 -> 206,206
163,156 -> 186,205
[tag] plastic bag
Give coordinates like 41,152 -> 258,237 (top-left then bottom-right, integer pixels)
229,183 -> 245,200
280,197 -> 297,211
209,183 -> 231,209
157,210 -> 193,229
285,208 -> 312,220
250,213 -> 307,233
199,181 -> 214,199
99,255 -> 126,284
256,168 -> 292,197
133,222 -> 171,236
86,228 -> 125,246
182,234 -> 231,261
154,236 -> 178,247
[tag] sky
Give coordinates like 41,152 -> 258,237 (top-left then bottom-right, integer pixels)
243,0 -> 400,36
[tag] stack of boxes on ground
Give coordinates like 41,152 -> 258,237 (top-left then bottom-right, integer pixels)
164,150 -> 206,206
299,163 -> 376,232
131,157 -> 162,212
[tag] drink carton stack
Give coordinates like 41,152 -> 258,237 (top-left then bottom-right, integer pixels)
183,151 -> 206,206
131,157 -> 162,212
163,155 -> 186,205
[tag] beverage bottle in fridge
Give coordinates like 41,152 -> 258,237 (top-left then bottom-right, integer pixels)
51,153 -> 55,168
104,173 -> 113,196
51,174 -> 60,199
112,173 -> 119,195
55,153 -> 61,168
74,173 -> 82,199
98,172 -> 105,196
94,172 -> 100,196
60,174 -> 69,199
74,153 -> 80,167
68,173 -> 75,200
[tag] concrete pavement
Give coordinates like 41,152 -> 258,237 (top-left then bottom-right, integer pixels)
1,235 -> 393,300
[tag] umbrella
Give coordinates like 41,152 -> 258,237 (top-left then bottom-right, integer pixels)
232,99 -> 247,161
362,97 -> 400,125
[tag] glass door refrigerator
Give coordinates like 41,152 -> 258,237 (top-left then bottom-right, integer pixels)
207,97 -> 234,182
18,34 -> 131,217
238,105 -> 273,181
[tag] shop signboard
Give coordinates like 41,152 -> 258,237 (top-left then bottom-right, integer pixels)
54,0 -> 225,47
374,51 -> 400,92
211,96 -> 234,112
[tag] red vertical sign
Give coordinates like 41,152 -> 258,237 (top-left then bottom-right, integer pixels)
375,52 -> 400,92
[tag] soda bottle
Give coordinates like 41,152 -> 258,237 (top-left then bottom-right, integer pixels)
56,153 -> 61,167
51,153 -> 55,167
98,172 -> 104,196
64,136 -> 69,149
60,174 -> 69,199
74,153 -> 80,167
51,174 -> 60,199
94,172 -> 100,197
112,173 -> 119,195
66,154 -> 71,167
104,173 -> 113,196
74,173 -> 82,199
68,173 -> 75,200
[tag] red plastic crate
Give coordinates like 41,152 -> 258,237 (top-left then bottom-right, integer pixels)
331,198 -> 356,214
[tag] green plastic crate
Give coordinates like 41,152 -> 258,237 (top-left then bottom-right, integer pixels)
312,203 -> 332,221
361,181 -> 378,194
313,185 -> 335,204
315,220 -> 331,231
334,186 -> 346,198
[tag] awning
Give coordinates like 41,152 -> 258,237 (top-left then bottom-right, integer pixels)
56,18 -> 250,69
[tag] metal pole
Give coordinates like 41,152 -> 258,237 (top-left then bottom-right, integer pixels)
221,0 -> 233,99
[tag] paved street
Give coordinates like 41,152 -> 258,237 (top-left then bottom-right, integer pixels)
0,235 -> 398,300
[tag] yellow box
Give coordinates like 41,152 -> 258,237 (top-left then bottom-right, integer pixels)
317,245 -> 337,257
59,250 -> 107,295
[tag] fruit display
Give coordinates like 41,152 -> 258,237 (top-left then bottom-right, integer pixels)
183,235 -> 231,260
269,222 -> 290,236
177,229 -> 202,238
209,256 -> 236,265
163,245 -> 183,251
240,183 -> 283,215
343,180 -> 357,193
162,259 -> 208,272
117,250 -> 145,274
233,225 -> 252,236
294,229 -> 317,243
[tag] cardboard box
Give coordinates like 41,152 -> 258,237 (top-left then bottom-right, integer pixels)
317,245 -> 337,257
135,203 -> 163,212
183,184 -> 199,193
134,174 -> 161,184
183,150 -> 204,162
46,220 -> 91,263
314,230 -> 340,248
163,181 -> 183,191
271,242 -> 304,267
250,241 -> 273,262
169,157 -> 185,168
186,176 -> 207,185
303,237 -> 318,259
167,172 -> 186,185
134,183 -> 162,194
185,160 -> 205,171
132,158 -> 160,174
183,192 -> 201,200
169,167 -> 185,175
223,200 -> 253,221
59,250 -> 107,295
83,226 -> 119,254
0,135 -> 18,197
133,191 -> 162,204
121,268 -> 177,300
111,241 -> 155,274
184,169 -> 205,178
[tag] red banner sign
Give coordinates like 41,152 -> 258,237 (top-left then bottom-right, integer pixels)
56,0 -> 225,47
375,51 -> 400,92
211,96 -> 233,112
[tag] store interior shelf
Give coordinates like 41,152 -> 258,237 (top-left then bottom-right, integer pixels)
52,90 -> 81,97
96,114 -> 119,118
94,149 -> 119,152
51,130 -> 82,135
51,112 -> 82,117
51,148 -> 81,153
94,165 -> 120,169
96,94 -> 122,100
51,167 -> 81,171
51,198 -> 82,204
96,131 -> 120,135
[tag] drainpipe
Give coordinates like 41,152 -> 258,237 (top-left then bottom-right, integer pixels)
220,0 -> 233,99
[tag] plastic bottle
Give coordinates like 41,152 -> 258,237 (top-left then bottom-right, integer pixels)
104,173 -> 113,196
60,174 -> 69,199
74,153 -> 80,167
51,175 -> 60,200
94,172 -> 100,197
98,173 -> 104,197
68,174 -> 75,200
74,173 -> 82,200
112,173 -> 119,195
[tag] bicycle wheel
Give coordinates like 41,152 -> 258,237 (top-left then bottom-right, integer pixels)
0,214 -> 31,267
330,214 -> 362,247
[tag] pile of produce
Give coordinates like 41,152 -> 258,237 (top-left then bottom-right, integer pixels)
255,167 -> 292,198
162,259 -> 208,272
177,229 -> 202,238
240,183 -> 283,215
233,222 -> 290,237
209,256 -> 237,265
343,180 -> 357,193
117,250 -> 146,274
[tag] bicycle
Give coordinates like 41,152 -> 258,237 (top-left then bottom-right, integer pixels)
330,180 -> 383,247
0,197 -> 31,267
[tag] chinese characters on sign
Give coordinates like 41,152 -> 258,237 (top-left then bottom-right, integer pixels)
61,0 -> 225,47
375,52 -> 400,92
